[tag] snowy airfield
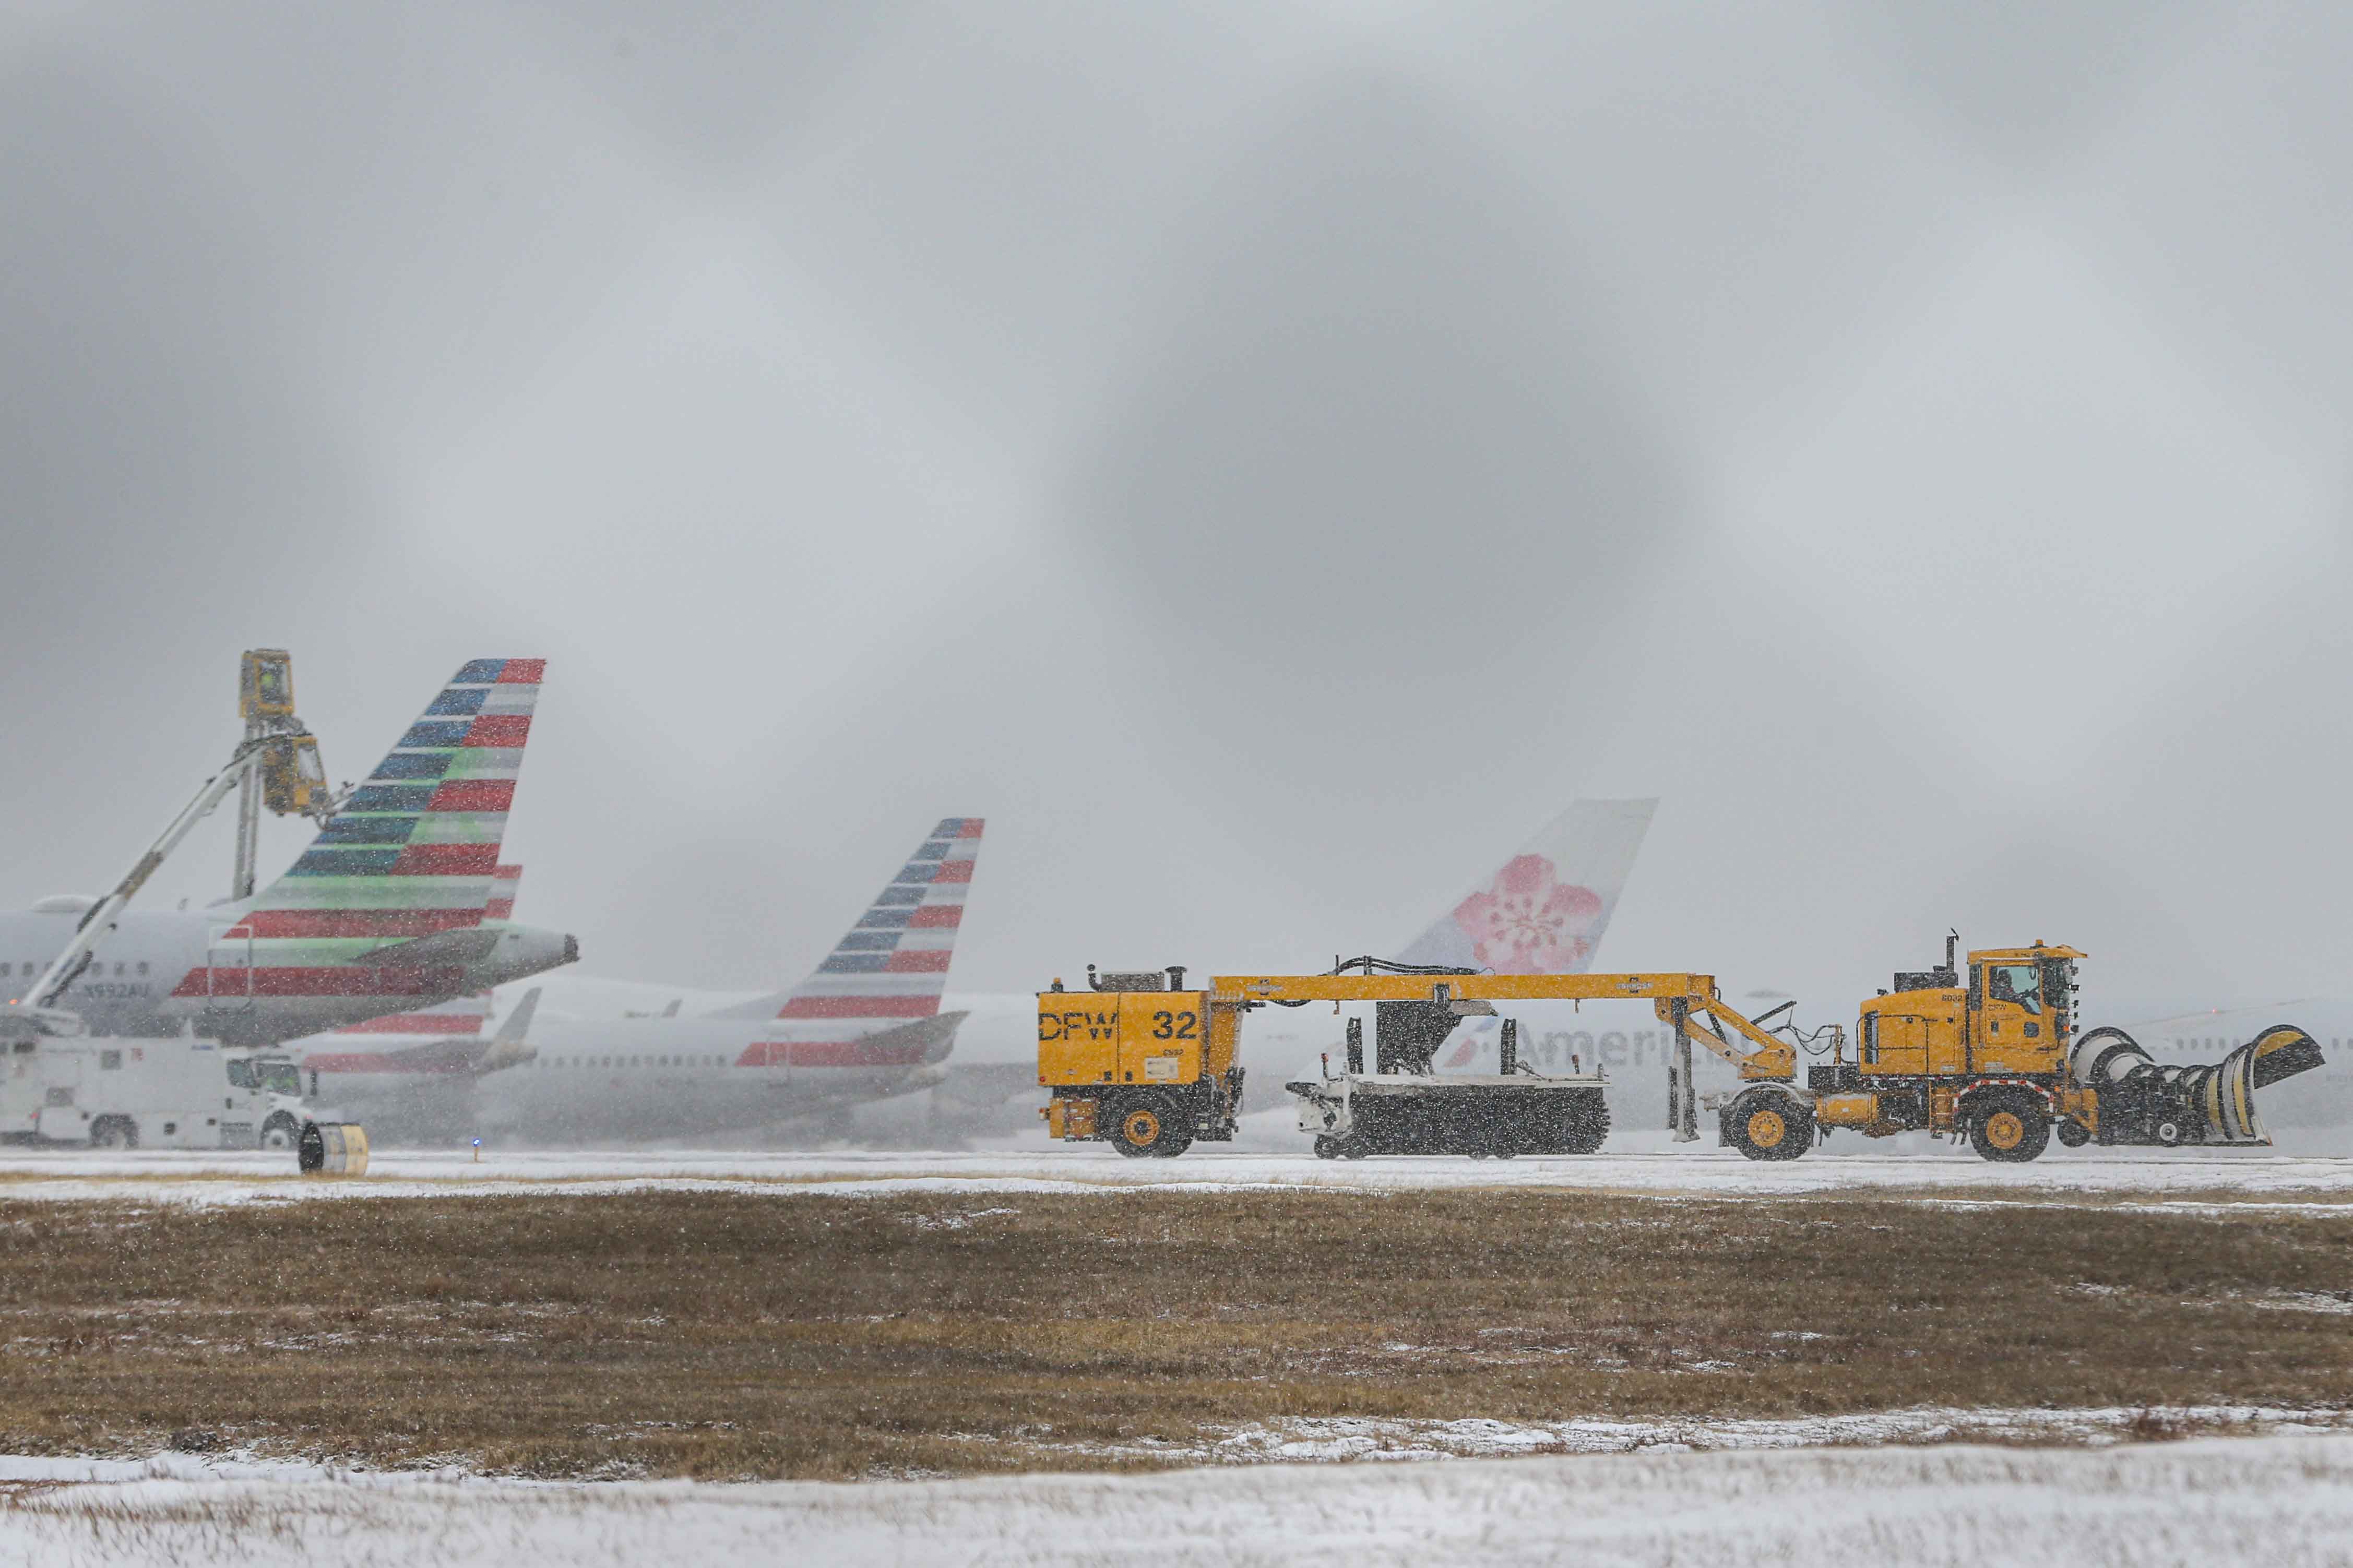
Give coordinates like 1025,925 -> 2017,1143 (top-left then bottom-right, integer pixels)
7,1139 -> 2352,1565
6,1433 -> 2353,1567
3,1132 -> 2352,1207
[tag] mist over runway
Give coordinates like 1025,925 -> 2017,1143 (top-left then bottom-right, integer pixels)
7,3 -> 2353,1032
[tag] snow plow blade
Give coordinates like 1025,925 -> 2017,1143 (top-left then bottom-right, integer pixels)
2070,1025 -> 2323,1147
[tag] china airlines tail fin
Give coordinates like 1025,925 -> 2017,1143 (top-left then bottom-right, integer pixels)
709,819 -> 984,1067
1394,799 -> 1657,974
230,662 -> 542,959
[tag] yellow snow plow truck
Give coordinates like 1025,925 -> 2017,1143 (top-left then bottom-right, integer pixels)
1713,937 -> 2324,1163
1036,942 -> 2324,1163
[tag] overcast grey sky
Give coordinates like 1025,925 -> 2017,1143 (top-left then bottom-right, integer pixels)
4,2 -> 2349,1025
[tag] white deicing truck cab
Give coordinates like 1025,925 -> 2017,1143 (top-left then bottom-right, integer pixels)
8,1037 -> 335,1150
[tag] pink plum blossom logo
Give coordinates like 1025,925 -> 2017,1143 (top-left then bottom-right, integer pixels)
1451,855 -> 1604,974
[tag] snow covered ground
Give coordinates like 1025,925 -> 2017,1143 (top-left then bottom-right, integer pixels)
1,1136 -> 2350,1206
4,1431 -> 2350,1566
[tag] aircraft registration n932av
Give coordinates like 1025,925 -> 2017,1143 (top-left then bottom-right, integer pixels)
299,820 -> 986,1143
0,661 -> 578,1047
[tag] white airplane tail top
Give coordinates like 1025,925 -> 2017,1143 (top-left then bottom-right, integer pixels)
1393,799 -> 1657,974
708,820 -> 983,1066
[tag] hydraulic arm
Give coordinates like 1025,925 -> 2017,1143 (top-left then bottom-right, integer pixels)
1037,959 -> 1805,1159
3,655 -> 343,1042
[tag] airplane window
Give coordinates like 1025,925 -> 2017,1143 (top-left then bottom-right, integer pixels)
136,962 -> 148,976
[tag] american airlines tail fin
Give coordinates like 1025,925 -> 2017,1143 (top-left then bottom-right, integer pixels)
484,863 -> 523,922
229,662 -> 543,966
287,867 -> 525,1039
712,819 -> 983,1023
1394,799 -> 1657,973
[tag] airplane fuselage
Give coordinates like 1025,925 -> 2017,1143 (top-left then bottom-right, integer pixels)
297,1009 -> 959,1142
0,905 -> 577,1046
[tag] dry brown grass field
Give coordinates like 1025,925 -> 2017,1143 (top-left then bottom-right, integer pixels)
1,1189 -> 2348,1479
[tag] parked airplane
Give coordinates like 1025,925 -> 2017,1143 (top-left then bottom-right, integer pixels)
302,820 -> 985,1142
0,661 -> 577,1046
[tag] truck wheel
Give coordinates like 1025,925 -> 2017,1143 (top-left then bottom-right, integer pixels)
1969,1097 -> 2050,1163
1313,1135 -> 1340,1159
259,1116 -> 298,1152
2056,1121 -> 2091,1148
90,1119 -> 134,1151
1726,1091 -> 1812,1162
1111,1095 -> 1193,1159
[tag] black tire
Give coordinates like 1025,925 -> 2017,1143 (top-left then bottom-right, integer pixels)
2055,1120 -> 2091,1148
259,1115 -> 299,1153
1725,1090 -> 1812,1162
1968,1095 -> 2051,1163
1313,1135 -> 1340,1160
1110,1094 -> 1192,1158
90,1118 -> 134,1151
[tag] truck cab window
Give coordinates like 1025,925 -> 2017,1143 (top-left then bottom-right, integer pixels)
225,1060 -> 254,1089
1986,964 -> 2041,1014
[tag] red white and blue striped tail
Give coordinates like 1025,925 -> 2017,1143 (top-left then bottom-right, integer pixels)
285,867 -> 522,1038
206,662 -> 543,978
484,862 -> 523,923
708,820 -> 982,1056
